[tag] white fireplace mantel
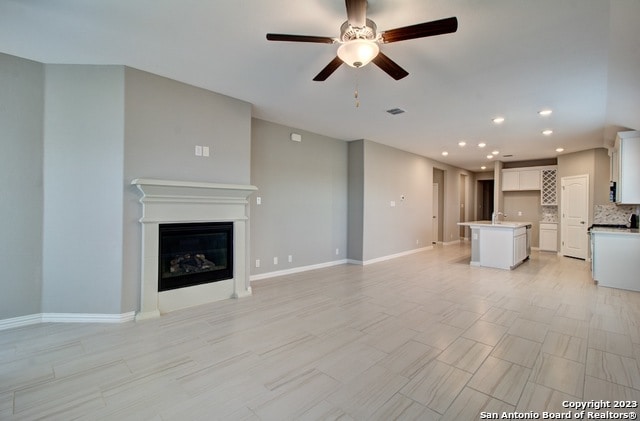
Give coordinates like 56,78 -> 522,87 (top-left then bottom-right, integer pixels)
132,178 -> 257,320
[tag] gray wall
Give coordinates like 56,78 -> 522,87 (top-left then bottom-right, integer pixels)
347,140 -> 364,262
41,65 -> 125,314
0,53 -> 44,319
361,141 -> 432,261
1,59 -> 254,320
250,119 -> 348,275
123,68 -> 252,311
605,0 -> 640,139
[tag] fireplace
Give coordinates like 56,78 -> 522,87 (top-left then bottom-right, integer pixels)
132,178 -> 257,320
159,222 -> 233,291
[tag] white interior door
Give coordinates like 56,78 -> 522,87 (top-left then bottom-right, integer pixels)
433,183 -> 439,243
561,174 -> 589,259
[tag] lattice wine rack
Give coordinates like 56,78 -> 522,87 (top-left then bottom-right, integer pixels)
541,168 -> 557,205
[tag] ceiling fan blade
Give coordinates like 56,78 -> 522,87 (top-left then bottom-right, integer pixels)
372,52 -> 409,80
266,33 -> 336,44
313,56 -> 344,81
380,17 -> 458,43
345,0 -> 367,28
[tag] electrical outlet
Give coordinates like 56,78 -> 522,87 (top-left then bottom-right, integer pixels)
273,257 -> 278,265
288,255 -> 293,263
255,259 -> 260,268
335,248 -> 339,255
256,197 -> 262,205
203,146 -> 210,157
195,145 -> 202,156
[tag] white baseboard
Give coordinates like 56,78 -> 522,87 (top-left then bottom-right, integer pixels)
0,314 -> 42,331
352,246 -> 433,266
41,312 -> 136,324
442,240 -> 463,246
0,312 -> 136,331
250,259 -> 348,281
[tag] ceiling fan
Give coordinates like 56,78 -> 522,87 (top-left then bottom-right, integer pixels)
266,0 -> 458,81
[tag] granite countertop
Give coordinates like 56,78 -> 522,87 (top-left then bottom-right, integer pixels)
458,221 -> 532,229
590,227 -> 640,235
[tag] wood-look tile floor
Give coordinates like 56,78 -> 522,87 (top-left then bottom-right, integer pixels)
2,243 -> 640,420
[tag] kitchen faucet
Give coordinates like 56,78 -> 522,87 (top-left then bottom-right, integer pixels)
492,211 -> 507,224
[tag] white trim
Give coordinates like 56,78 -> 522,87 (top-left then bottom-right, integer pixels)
0,314 -> 41,331
442,240 -> 462,246
41,312 -> 136,324
0,312 -> 135,331
361,246 -> 432,265
250,259 -> 348,281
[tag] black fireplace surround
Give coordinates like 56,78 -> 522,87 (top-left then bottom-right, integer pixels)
158,222 -> 233,292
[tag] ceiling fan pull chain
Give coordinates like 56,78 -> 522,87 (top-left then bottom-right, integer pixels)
354,73 -> 360,108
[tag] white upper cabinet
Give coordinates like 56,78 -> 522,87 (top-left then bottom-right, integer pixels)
519,170 -> 541,190
613,131 -> 640,204
502,171 -> 520,191
502,168 -> 542,191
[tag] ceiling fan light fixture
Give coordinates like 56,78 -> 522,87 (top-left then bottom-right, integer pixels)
337,39 -> 380,68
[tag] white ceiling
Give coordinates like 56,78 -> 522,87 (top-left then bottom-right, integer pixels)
1,0 -> 637,171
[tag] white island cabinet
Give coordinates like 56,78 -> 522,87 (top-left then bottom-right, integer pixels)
458,221 -> 531,270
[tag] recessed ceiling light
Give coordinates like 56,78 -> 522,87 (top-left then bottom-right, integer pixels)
478,142 -> 486,148
487,154 -> 494,159
542,129 -> 553,136
458,141 -> 466,147
481,166 -> 487,170
556,147 -> 564,152
539,109 -> 553,116
492,150 -> 499,155
442,151 -> 449,156
492,117 -> 505,124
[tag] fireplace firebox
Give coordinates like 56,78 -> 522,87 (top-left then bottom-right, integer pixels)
158,222 -> 233,291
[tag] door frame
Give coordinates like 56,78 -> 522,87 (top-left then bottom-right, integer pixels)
560,174 -> 589,259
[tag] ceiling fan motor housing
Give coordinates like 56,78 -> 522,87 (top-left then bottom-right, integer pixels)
340,19 -> 377,42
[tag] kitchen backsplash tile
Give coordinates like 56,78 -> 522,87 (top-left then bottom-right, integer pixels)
541,206 -> 558,222
593,203 -> 639,225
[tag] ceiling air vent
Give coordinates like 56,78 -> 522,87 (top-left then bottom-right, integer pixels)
503,154 -> 513,158
386,107 -> 406,115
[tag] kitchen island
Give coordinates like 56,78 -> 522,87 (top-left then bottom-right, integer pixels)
458,221 -> 532,270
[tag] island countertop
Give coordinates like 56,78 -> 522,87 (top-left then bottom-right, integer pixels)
458,220 -> 532,229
